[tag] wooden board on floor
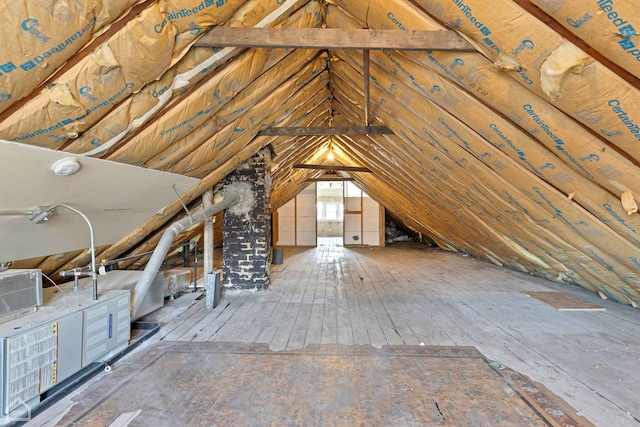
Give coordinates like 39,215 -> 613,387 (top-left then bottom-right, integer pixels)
50,342 -> 591,427
522,291 -> 605,311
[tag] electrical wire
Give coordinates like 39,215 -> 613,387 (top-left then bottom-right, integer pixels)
41,272 -> 71,312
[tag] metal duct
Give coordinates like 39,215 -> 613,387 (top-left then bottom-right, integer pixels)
131,190 -> 242,319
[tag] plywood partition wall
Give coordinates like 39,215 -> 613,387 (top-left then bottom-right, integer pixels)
275,182 -> 382,247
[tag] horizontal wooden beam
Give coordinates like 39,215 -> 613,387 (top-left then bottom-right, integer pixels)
258,126 -> 393,136
195,28 -> 475,52
294,164 -> 371,172
306,177 -> 355,182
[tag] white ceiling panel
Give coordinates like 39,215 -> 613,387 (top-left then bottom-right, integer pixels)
0,141 -> 198,262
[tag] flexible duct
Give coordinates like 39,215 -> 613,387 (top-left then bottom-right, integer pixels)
131,191 -> 242,319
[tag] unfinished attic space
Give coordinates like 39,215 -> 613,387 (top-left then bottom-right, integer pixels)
1,0 -> 640,425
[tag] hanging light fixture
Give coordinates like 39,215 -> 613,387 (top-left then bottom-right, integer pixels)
327,140 -> 334,161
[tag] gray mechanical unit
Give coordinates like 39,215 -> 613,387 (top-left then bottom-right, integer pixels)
163,269 -> 192,298
0,272 -> 130,419
91,271 -> 164,321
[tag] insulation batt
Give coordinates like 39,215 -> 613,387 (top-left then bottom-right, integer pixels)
410,0 -> 640,161
539,41 -> 592,101
526,0 -> 640,77
0,0 -> 247,148
326,2 -> 640,305
0,0 -> 141,114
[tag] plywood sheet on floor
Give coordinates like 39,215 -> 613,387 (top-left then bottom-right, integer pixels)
49,342 -> 588,427
523,291 -> 605,311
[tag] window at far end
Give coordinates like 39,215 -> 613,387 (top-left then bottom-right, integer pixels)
317,202 -> 343,221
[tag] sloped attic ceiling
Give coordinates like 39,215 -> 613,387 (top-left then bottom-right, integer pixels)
1,0 -> 640,306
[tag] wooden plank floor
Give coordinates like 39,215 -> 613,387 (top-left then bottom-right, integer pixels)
30,240 -> 640,427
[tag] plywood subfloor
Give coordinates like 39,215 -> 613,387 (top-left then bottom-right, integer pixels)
28,241 -> 640,427
523,291 -> 606,311
44,342 -> 588,427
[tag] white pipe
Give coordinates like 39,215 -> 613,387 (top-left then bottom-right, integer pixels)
130,191 -> 242,319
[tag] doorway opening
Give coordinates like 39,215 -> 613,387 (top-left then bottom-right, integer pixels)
316,181 -> 344,247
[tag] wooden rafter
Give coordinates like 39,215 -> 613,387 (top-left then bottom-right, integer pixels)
195,28 -> 475,51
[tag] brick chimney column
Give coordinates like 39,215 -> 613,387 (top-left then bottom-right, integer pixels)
221,148 -> 272,290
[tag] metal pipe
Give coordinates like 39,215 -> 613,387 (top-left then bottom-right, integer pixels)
0,211 -> 38,216
193,244 -> 198,292
203,190 -> 214,283
53,204 -> 99,300
182,243 -> 189,266
3,203 -> 100,300
131,191 -> 242,319
60,269 -> 98,299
